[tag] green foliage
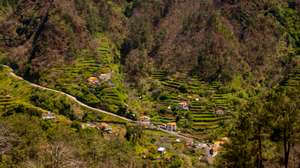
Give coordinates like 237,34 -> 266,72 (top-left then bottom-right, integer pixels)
272,4 -> 300,54
218,82 -> 300,167
0,0 -> 19,8
30,91 -> 75,119
168,155 -> 184,168
125,124 -> 143,144
178,84 -> 188,93
0,113 -> 143,167
82,112 -> 103,122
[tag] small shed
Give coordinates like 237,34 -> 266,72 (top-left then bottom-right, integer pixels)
215,109 -> 225,116
166,122 -> 177,132
42,112 -> 56,120
98,123 -> 109,130
140,116 -> 151,122
179,101 -> 189,110
138,116 -> 151,127
157,147 -> 166,154
99,72 -> 112,81
87,77 -> 99,85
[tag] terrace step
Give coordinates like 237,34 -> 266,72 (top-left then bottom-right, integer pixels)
192,125 -> 219,130
192,114 -> 216,118
192,121 -> 219,126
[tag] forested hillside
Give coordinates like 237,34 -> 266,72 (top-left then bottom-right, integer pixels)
0,0 -> 300,167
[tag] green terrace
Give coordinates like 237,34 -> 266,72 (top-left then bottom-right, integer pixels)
39,35 -> 127,114
280,56 -> 299,89
0,64 -> 127,124
0,95 -> 13,108
281,66 -> 300,87
150,70 -> 168,80
189,101 -> 221,131
150,70 -> 235,132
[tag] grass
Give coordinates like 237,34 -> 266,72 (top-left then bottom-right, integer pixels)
38,34 -> 128,114
0,64 -> 128,124
149,70 -> 239,132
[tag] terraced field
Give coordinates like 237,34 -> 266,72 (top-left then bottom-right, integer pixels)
189,101 -> 218,130
151,71 -> 168,80
0,95 -> 14,111
151,71 -> 234,131
39,36 -> 127,114
281,58 -> 300,88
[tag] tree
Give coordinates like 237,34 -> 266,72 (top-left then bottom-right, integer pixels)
168,155 -> 183,168
217,107 -> 256,168
267,89 -> 299,168
217,96 -> 271,168
248,97 -> 273,168
125,124 -> 143,144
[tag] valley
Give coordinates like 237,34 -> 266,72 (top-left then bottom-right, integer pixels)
0,0 -> 299,167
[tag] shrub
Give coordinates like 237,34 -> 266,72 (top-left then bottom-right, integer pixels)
178,84 -> 188,93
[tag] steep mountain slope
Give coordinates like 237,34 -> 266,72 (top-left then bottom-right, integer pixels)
0,0 -> 132,115
1,0 -> 299,84
0,0 -> 127,77
0,0 -> 299,132
0,0 -> 300,167
123,0 -> 300,83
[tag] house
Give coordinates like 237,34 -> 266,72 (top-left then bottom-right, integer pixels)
166,122 -> 177,131
157,147 -> 166,154
99,72 -> 112,82
42,112 -> 56,120
159,124 -> 167,130
81,122 -> 97,129
87,77 -> 99,85
215,109 -> 225,116
138,116 -> 151,126
179,101 -> 189,110
98,123 -> 109,130
211,137 -> 229,157
140,116 -> 151,122
104,126 -> 113,133
97,123 -> 112,133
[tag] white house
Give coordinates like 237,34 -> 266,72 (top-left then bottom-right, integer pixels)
157,147 -> 166,154
99,72 -> 112,81
42,112 -> 56,120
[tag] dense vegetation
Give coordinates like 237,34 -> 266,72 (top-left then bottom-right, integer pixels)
0,0 -> 300,167
217,59 -> 300,167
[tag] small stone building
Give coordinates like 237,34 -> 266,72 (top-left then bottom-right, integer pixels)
179,101 -> 189,110
87,77 -> 99,85
166,122 -> 177,131
42,112 -> 56,120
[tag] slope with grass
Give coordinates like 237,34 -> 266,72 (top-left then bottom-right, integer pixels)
149,71 -> 238,132
0,64 -> 128,124
37,35 -> 131,117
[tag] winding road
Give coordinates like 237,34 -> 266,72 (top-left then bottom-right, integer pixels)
3,65 -> 197,142
4,65 -> 132,122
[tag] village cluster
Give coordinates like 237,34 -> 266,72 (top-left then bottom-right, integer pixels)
138,114 -> 228,162
42,112 -> 113,134
40,88 -> 228,164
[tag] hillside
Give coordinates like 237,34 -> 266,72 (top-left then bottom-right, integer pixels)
0,66 -> 202,168
123,0 -> 300,83
0,0 -> 300,167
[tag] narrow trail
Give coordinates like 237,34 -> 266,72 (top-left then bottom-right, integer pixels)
4,65 -> 132,122
3,65 -> 197,142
